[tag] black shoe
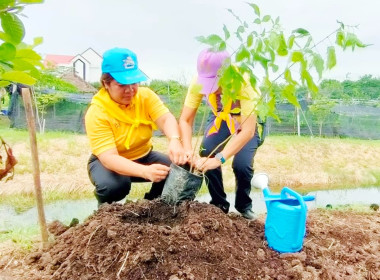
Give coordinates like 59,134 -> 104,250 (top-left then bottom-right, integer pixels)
239,209 -> 256,220
214,203 -> 229,214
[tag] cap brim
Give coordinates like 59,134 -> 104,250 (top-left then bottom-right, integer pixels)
197,76 -> 219,94
110,69 -> 148,85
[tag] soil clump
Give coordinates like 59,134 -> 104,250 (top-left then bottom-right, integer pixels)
0,200 -> 379,279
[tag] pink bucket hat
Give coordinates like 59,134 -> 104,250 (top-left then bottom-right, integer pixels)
197,49 -> 230,94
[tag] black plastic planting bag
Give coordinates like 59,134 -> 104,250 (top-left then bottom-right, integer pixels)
161,164 -> 203,205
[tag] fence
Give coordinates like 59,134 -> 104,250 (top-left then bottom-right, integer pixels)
7,93 -> 380,139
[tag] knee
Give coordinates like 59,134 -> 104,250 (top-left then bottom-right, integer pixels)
95,179 -> 131,203
232,160 -> 252,176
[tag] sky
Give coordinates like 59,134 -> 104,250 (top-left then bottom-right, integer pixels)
22,0 -> 380,84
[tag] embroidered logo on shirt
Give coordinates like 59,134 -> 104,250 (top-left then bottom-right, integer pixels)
123,57 -> 135,69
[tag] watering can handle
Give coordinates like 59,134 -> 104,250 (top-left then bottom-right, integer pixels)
281,187 -> 307,211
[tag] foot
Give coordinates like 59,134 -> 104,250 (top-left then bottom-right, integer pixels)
239,209 -> 256,220
214,203 -> 229,214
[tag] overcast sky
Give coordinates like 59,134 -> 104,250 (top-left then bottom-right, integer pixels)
23,0 -> 379,84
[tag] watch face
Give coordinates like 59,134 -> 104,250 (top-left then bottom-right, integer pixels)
215,153 -> 225,163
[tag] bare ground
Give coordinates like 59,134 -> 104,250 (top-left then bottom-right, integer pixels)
0,200 -> 379,280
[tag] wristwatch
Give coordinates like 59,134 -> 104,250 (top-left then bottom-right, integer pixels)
215,152 -> 226,164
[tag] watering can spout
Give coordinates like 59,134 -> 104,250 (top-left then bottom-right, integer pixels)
251,173 -> 269,190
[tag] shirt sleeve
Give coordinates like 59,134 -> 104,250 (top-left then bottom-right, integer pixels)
143,88 -> 170,121
85,105 -> 116,156
184,76 -> 203,109
240,75 -> 261,116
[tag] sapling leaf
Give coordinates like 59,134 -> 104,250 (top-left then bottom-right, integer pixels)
282,84 -> 300,107
262,15 -> 271,22
326,46 -> 336,69
230,108 -> 241,114
292,28 -> 310,37
247,33 -> 253,47
335,30 -> 344,47
312,53 -> 324,80
248,3 -> 260,17
223,24 -> 230,40
236,46 -> 250,62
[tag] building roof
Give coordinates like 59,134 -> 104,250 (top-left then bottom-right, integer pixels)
44,54 -> 75,67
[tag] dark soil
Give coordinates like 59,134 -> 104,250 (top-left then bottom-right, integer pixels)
0,200 -> 379,280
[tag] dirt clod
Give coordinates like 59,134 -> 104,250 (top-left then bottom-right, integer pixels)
1,199 -> 379,279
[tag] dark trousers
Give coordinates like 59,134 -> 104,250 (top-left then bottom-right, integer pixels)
200,115 -> 260,213
87,151 -> 171,204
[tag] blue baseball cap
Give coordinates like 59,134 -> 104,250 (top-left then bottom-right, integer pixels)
101,48 -> 148,85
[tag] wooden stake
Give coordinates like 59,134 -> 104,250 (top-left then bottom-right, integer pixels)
21,87 -> 49,246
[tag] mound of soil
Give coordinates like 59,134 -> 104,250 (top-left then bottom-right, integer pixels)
1,200 -> 379,279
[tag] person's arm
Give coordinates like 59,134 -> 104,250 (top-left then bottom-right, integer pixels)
155,112 -> 186,166
178,105 -> 198,153
98,148 -> 170,182
196,114 -> 257,173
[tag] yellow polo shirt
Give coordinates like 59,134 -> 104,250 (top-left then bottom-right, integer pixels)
184,75 -> 261,116
85,87 -> 169,160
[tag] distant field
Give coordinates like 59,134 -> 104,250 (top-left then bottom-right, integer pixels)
1,116 -> 380,211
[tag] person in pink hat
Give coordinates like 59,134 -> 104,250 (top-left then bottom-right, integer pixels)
179,48 -> 263,220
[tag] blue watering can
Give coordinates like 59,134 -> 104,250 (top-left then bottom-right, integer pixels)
251,173 -> 315,253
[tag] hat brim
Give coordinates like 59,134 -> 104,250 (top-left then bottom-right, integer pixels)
110,69 -> 148,85
197,76 -> 220,94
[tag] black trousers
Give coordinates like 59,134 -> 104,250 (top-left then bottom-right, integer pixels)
200,115 -> 260,213
87,151 -> 171,204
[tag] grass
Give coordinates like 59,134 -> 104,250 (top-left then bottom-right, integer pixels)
1,118 -> 380,248
1,122 -> 380,204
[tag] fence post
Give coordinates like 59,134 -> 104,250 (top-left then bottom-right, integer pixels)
21,88 -> 49,247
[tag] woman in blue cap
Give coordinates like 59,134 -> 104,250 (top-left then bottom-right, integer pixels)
85,48 -> 186,205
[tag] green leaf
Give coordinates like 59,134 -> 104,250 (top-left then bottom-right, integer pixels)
0,12 -> 25,44
230,107 -> 241,114
301,69 -> 318,95
291,51 -> 304,63
0,80 -> 11,87
282,84 -> 300,107
262,15 -> 271,22
19,0 -> 44,3
326,46 -> 336,69
335,30 -> 344,47
236,46 -> 250,62
0,0 -> 15,10
248,3 -> 260,17
312,53 -> 324,80
33,36 -> 43,47
12,58 -> 40,78
253,18 -> 261,24
222,24 -> 230,40
237,25 -> 245,34
16,48 -> 41,60
287,34 -> 295,49
292,28 -> 310,37
247,33 -> 253,47
195,34 -> 223,47
1,70 -> 36,85
277,33 -> 288,56
0,42 -> 16,61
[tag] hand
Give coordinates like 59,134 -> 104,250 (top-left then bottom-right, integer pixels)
195,157 -> 221,173
168,138 -> 187,166
184,150 -> 199,167
142,164 -> 170,182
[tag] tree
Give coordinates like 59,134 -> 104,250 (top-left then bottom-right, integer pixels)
0,0 -> 44,87
196,2 -> 367,123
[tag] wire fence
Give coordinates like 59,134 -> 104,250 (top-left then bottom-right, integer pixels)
6,93 -> 380,139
